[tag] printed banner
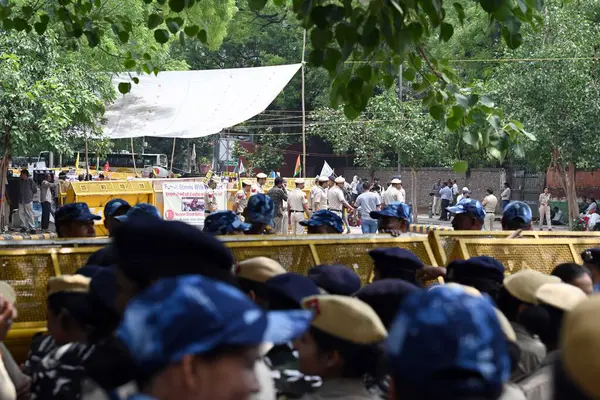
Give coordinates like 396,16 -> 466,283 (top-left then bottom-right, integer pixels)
162,181 -> 227,226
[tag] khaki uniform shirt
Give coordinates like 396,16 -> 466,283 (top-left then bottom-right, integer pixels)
288,188 -> 308,212
313,187 -> 328,210
511,322 -> 547,381
484,194 -> 498,213
204,188 -> 218,212
234,190 -> 248,214
518,351 -> 559,400
251,183 -> 264,196
539,193 -> 551,207
500,383 -> 527,400
309,186 -> 320,210
386,186 -> 403,204
299,378 -> 378,400
327,186 -> 345,211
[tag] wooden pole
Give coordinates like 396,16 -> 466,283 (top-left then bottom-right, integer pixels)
301,29 -> 307,178
84,138 -> 89,178
130,137 -> 138,177
170,137 -> 176,173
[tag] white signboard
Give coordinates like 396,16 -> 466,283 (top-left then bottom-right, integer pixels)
162,181 -> 227,226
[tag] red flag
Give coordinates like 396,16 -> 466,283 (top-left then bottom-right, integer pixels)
104,161 -> 110,172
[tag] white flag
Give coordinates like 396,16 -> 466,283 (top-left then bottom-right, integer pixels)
238,159 -> 246,175
320,161 -> 334,178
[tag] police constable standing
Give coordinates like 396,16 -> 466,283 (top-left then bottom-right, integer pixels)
328,177 -> 354,221
309,177 -> 320,212
204,179 -> 218,214
251,172 -> 268,196
232,181 -> 251,215
288,178 -> 310,235
313,176 -> 329,211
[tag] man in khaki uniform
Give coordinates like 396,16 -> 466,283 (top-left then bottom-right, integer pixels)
251,173 -> 267,196
232,181 -> 251,215
309,177 -> 320,212
327,177 -> 353,219
204,180 -> 218,214
384,178 -> 403,206
313,176 -> 329,211
482,188 -> 499,230
288,178 -> 310,235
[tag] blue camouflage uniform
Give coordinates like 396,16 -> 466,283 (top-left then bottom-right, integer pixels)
203,210 -> 250,235
446,198 -> 486,221
502,202 -> 533,229
55,203 -> 102,231
386,285 -> 510,399
117,275 -> 313,400
246,193 -> 275,233
369,202 -> 411,225
300,210 -> 344,233
114,203 -> 161,222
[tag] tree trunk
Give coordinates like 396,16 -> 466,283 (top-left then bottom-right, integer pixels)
411,168 -> 418,224
0,129 -> 11,231
551,148 -> 578,228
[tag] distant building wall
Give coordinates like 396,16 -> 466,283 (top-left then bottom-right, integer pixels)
546,169 -> 600,199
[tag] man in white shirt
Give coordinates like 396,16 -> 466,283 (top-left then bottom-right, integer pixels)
40,173 -> 58,232
313,176 -> 329,211
251,173 -> 267,196
482,188 -> 499,230
456,187 -> 471,204
384,178 -> 404,205
439,182 -> 454,221
327,177 -> 353,220
451,179 -> 459,204
354,182 -> 381,234
288,178 -> 310,234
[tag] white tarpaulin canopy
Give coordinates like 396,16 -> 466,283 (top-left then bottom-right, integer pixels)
103,63 -> 301,139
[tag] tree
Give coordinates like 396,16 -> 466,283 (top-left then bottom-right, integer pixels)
0,0 -> 537,161
487,1 -> 600,225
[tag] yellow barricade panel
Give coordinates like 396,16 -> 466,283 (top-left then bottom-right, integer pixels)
447,239 -> 580,275
227,242 -> 316,276
56,248 -> 103,275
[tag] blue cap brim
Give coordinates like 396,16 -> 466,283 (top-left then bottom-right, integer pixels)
114,214 -> 128,222
446,206 -> 465,214
299,219 -> 319,227
238,222 -> 251,231
77,213 -> 102,222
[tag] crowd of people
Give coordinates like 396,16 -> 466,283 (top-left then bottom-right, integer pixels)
0,198 -> 599,400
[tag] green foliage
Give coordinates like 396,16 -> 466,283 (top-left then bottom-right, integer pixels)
233,130 -> 290,174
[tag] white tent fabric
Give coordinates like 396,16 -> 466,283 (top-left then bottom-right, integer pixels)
103,64 -> 301,139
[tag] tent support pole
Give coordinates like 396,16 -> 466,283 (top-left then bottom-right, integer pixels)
170,138 -> 176,173
301,29 -> 307,179
85,138 -> 89,178
131,138 -> 138,177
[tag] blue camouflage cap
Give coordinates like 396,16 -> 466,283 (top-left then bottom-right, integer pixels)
502,201 -> 532,224
300,210 -> 344,233
56,203 -> 101,226
203,211 -> 251,235
307,264 -> 361,296
387,285 -> 510,397
115,203 -> 160,222
103,199 -> 131,218
370,202 -> 411,222
266,272 -> 321,307
118,275 -> 312,374
447,199 -> 485,221
246,194 -> 275,226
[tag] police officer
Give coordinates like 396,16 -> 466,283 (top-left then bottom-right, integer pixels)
307,264 -> 361,296
101,198 -> 131,237
204,179 -> 218,213
518,283 -> 586,400
117,275 -> 312,400
496,270 -> 561,380
287,178 -> 310,235
386,286 -> 511,400
245,193 -> 275,234
581,247 -> 600,292
295,295 -> 386,399
386,178 -> 404,204
313,176 -> 329,211
369,248 -> 424,285
369,202 -> 411,236
502,201 -> 533,231
309,177 -> 320,212
203,211 -> 250,235
327,177 -> 353,220
251,173 -> 268,196
446,198 -> 486,230
232,181 -> 251,215
355,279 -> 420,329
299,210 -> 344,234
55,203 -> 101,238
235,257 -> 286,309
445,256 -> 505,302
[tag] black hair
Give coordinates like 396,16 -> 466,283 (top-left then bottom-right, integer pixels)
591,197 -> 596,203
311,326 -> 383,379
274,177 -> 283,186
21,169 -> 29,177
372,184 -> 381,192
487,188 -> 494,194
553,358 -> 593,400
496,287 -> 523,322
363,182 -> 371,190
518,304 -> 564,351
237,277 -> 270,302
502,217 -> 529,231
504,182 -> 510,188
551,263 -> 591,285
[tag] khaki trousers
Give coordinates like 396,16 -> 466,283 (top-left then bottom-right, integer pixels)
484,213 -> 495,231
539,205 -> 552,230
291,212 -> 305,234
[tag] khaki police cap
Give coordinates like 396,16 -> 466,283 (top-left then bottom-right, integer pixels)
318,176 -> 329,182
440,283 -> 516,342
503,270 -> 561,304
536,283 -> 587,312
0,282 -> 17,305
235,257 -> 286,283
302,295 -> 387,344
391,178 -> 402,184
334,177 -> 345,184
295,178 -> 305,185
242,180 -> 252,186
256,173 -> 267,179
562,295 -> 600,398
48,275 -> 90,296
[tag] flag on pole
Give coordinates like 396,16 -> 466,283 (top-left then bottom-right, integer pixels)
293,155 -> 301,177
234,158 -> 246,175
320,161 -> 333,178
75,152 -> 80,170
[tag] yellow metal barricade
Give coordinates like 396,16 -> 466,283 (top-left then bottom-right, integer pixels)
428,230 -> 600,266
66,180 -> 154,236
